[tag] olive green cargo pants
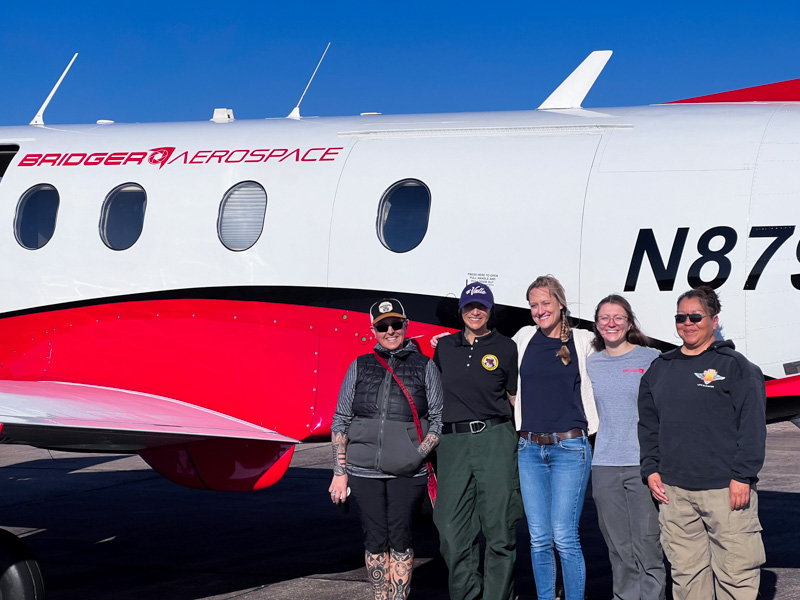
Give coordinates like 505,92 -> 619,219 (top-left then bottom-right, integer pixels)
433,421 -> 523,600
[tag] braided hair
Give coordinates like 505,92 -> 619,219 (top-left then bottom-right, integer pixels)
526,275 -> 572,365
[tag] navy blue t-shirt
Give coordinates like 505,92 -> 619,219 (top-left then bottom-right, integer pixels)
519,329 -> 586,433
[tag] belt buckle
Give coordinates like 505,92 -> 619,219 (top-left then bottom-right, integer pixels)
469,420 -> 487,434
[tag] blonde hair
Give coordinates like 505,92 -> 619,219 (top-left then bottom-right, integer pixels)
526,275 -> 571,365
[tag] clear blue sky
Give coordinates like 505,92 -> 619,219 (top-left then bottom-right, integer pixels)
1,1 -> 797,126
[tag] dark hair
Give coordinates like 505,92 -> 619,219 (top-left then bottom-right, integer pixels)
591,294 -> 651,351
526,274 -> 572,365
676,286 -> 721,316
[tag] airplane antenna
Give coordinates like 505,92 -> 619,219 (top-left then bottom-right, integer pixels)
538,50 -> 612,110
287,43 -> 330,120
30,53 -> 79,126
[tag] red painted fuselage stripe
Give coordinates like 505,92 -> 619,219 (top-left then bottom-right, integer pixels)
0,298 -> 447,442
765,374 -> 800,397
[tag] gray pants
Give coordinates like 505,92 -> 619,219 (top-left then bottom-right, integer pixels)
592,466 -> 666,600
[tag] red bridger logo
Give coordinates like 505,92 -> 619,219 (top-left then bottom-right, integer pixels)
148,147 -> 175,169
18,146 -> 344,168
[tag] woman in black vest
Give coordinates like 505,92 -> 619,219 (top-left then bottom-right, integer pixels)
329,298 -> 443,600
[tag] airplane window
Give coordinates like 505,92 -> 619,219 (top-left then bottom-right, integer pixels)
15,184 -> 60,250
377,179 -> 431,253
100,183 -> 147,250
217,181 -> 267,251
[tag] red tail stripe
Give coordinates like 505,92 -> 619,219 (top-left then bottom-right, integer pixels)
669,78 -> 800,104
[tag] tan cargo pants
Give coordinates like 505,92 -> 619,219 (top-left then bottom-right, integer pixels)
660,484 -> 765,600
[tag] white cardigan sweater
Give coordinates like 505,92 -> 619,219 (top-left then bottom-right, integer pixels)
511,326 -> 598,435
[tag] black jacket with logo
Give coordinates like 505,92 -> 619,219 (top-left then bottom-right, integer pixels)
638,339 -> 766,489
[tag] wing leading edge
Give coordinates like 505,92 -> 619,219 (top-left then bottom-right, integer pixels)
0,380 -> 297,452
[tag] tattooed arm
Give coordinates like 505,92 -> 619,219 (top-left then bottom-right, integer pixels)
329,431 -> 349,503
416,360 -> 443,459
416,432 -> 440,458
332,431 -> 348,475
329,360 -> 357,504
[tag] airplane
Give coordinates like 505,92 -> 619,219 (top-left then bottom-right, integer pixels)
1,49 -> 800,595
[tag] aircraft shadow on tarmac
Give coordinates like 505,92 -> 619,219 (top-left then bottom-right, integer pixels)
1,457 -> 381,599
0,456 -> 797,600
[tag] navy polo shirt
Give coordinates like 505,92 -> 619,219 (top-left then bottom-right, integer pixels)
433,330 -> 518,423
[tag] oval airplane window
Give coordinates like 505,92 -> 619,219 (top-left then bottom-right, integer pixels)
217,181 -> 267,251
15,184 -> 60,250
377,179 -> 431,253
100,183 -> 147,250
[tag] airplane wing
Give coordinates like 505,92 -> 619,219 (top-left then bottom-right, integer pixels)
0,380 -> 297,452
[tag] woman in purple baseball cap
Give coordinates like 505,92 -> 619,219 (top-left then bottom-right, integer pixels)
432,282 -> 522,600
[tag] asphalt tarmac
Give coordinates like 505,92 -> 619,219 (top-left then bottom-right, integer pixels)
1,422 -> 798,600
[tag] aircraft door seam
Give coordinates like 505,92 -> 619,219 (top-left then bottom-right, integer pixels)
577,133 -> 606,319
325,137 -> 359,289
744,105 -> 782,354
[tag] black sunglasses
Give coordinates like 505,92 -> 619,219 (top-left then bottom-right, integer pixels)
674,313 -> 707,324
374,319 -> 406,333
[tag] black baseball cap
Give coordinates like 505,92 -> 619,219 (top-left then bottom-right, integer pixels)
369,298 -> 407,324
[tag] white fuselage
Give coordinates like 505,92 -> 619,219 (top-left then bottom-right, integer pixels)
1,103 -> 798,380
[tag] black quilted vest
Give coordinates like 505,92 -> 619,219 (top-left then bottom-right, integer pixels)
352,345 -> 430,422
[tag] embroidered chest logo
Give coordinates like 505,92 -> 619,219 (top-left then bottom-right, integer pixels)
482,354 -> 499,371
622,368 -> 645,374
695,368 -> 725,387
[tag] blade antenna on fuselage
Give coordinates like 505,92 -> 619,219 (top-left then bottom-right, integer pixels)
537,50 -> 612,110
30,53 -> 78,126
287,43 -> 330,120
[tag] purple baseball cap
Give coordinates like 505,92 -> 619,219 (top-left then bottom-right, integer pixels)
459,282 -> 494,309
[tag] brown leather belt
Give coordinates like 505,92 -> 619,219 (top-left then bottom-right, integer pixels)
518,428 -> 585,445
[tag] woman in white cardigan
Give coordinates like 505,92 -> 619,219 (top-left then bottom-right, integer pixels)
512,275 -> 596,600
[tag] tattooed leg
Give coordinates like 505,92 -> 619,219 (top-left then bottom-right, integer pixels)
389,548 -> 414,600
365,550 -> 390,600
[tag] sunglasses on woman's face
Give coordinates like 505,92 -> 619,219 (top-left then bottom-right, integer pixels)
674,313 -> 707,324
374,320 -> 406,333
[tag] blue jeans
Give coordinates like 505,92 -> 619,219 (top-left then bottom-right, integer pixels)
518,433 -> 591,600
